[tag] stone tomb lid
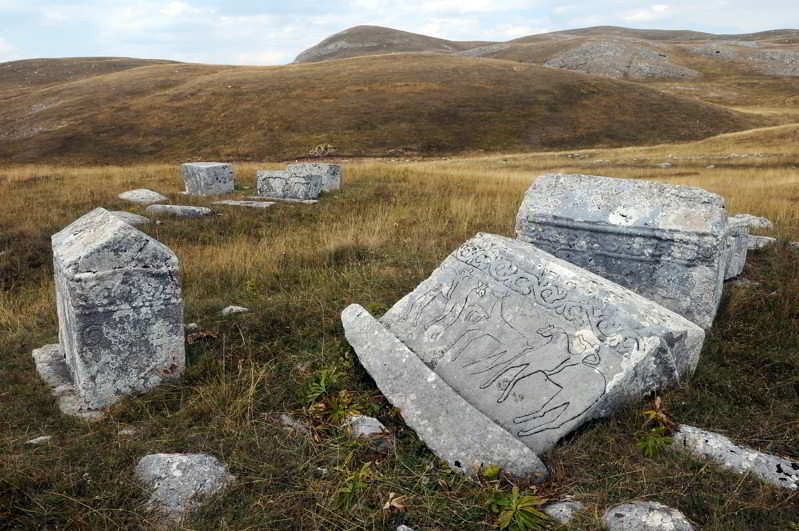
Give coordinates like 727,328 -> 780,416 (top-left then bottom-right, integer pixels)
52,207 -> 178,277
379,232 -> 704,454
519,173 -> 727,235
183,161 -> 229,168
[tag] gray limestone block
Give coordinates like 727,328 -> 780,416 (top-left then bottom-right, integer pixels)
287,163 -> 342,192
247,195 -> 318,204
380,233 -> 704,455
118,189 -> 168,205
673,425 -> 798,490
731,213 -> 774,231
181,162 -> 234,196
32,344 -> 104,420
346,414 -> 387,437
135,453 -> 234,518
723,217 -> 749,280
515,173 -> 729,328
603,501 -> 694,530
145,205 -> 213,217
341,304 -> 549,480
50,208 -> 185,411
110,211 -> 150,226
748,235 -> 776,250
542,500 -> 584,524
212,200 -> 274,209
255,170 -> 322,200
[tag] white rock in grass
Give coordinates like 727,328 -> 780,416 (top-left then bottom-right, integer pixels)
25,435 -> 53,445
135,453 -> 234,518
212,200 -> 274,209
145,205 -> 213,217
748,235 -> 776,250
221,305 -> 249,316
118,189 -> 168,205
603,501 -> 694,531
110,211 -> 150,226
542,500 -> 584,524
396,526 -> 416,531
673,425 -> 798,490
346,414 -> 386,437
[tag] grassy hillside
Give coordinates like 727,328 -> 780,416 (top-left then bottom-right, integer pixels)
1,126 -> 797,528
0,53 -> 763,164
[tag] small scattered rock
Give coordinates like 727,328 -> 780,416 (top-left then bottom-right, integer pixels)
543,500 -> 584,524
346,414 -> 386,437
673,425 -> 798,490
706,164 -> 716,169
110,211 -> 150,226
118,426 -> 138,437
279,414 -> 311,436
396,526 -> 416,531
118,189 -> 168,204
657,162 -> 673,168
603,501 -> 694,530
135,453 -> 235,519
221,305 -> 249,316
25,435 -> 53,445
185,322 -> 200,331
789,241 -> 799,249
748,235 -> 776,250
145,205 -> 213,217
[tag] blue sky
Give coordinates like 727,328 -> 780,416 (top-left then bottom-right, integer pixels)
1,0 -> 797,65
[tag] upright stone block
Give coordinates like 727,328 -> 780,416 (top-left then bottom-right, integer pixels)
256,170 -> 322,200
181,162 -> 234,196
723,217 -> 749,280
287,163 -> 341,192
49,208 -> 185,412
515,174 -> 729,328
353,233 -> 704,455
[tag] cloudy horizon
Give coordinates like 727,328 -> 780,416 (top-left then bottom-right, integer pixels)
1,0 -> 797,66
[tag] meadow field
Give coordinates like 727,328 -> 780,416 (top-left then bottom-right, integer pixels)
1,125 -> 798,529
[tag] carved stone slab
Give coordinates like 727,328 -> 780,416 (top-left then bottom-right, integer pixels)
515,174 -> 729,328
379,233 -> 704,454
287,163 -> 341,192
342,304 -> 548,479
181,162 -> 234,195
49,208 -> 185,412
723,217 -> 748,280
256,170 -> 322,200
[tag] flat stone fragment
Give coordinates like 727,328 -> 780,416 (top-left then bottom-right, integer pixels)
542,500 -> 584,524
603,501 -> 694,531
255,169 -> 322,201
516,174 -> 730,328
287,162 -> 341,192
181,162 -> 234,196
212,200 -> 275,209
342,304 -> 548,480
748,235 -> 776,250
732,213 -> 774,231
135,453 -> 234,518
379,233 -> 704,454
31,344 -> 104,420
145,204 -> 213,217
47,208 -> 185,413
110,211 -> 150,226
221,305 -> 249,316
673,425 -> 798,490
247,195 -> 318,204
118,189 -> 168,205
346,414 -> 387,437
25,435 -> 53,445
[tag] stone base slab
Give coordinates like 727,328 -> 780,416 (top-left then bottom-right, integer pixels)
247,196 -> 318,204
32,344 -> 104,421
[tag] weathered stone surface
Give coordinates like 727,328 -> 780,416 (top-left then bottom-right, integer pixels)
247,195 -> 318,204
287,163 -> 341,192
25,435 -> 53,445
212,200 -> 274,209
380,233 -> 704,454
145,205 -> 213,217
221,305 -> 249,316
515,174 -> 729,328
542,500 -> 584,524
748,235 -> 776,250
724,216 -> 749,280
346,414 -> 387,437
603,501 -> 694,530
32,344 -> 104,420
732,213 -> 773,231
673,425 -> 798,490
342,304 -> 548,480
181,162 -> 234,196
110,211 -> 150,226
135,453 -> 234,518
49,208 -> 185,412
256,170 -> 322,200
118,189 -> 167,205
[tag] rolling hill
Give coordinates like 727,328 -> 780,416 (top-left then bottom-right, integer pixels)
0,53 -> 764,164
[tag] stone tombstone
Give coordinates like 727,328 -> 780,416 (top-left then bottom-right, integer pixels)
723,216 -> 749,280
51,208 -> 185,411
287,163 -> 341,192
256,169 -> 322,200
367,233 -> 704,455
181,162 -> 234,195
515,174 -> 729,328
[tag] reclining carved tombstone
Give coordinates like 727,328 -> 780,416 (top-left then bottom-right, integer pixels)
32,208 -> 185,419
255,170 -> 322,202
287,163 -> 341,192
181,162 -> 234,196
515,174 -> 730,328
343,233 -> 704,460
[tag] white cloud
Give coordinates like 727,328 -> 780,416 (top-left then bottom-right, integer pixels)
232,50 -> 292,65
0,36 -> 18,61
418,0 -> 529,13
624,3 -> 671,22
